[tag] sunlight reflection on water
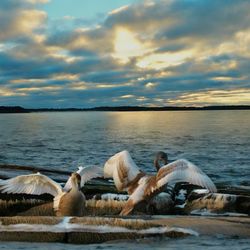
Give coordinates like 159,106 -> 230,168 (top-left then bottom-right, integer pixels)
0,111 -> 249,186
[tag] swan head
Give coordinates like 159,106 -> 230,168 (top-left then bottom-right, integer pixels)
71,172 -> 82,189
154,151 -> 168,171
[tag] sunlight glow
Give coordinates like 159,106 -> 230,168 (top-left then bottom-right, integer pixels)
145,82 -> 157,89
16,86 -> 62,92
166,89 -> 250,106
109,5 -> 129,15
10,74 -> 79,84
211,76 -> 246,82
70,82 -> 88,90
113,28 -> 150,63
0,88 -> 27,97
137,51 -> 192,70
96,83 -> 132,88
18,10 -> 46,32
120,94 -> 135,98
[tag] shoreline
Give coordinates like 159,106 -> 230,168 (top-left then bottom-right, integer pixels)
0,164 -> 249,243
1,105 -> 250,113
0,215 -> 249,244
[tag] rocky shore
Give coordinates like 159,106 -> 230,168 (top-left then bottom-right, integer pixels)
0,164 -> 249,243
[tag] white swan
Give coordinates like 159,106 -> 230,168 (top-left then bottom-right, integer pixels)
0,165 -> 103,216
104,150 -> 217,216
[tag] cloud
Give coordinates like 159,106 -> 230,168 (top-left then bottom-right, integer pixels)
166,88 -> 250,106
0,0 -> 47,42
0,0 -> 250,107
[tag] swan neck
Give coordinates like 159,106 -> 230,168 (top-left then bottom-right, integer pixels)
71,177 -> 80,191
154,159 -> 160,171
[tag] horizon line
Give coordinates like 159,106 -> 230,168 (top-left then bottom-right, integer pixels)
1,105 -> 250,113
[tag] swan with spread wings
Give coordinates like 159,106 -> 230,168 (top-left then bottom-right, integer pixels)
0,165 -> 103,216
104,150 -> 217,216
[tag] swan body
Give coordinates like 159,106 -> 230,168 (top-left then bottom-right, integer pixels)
104,150 -> 217,215
0,166 -> 103,216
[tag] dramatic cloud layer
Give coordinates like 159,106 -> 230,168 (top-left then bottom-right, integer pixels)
0,0 -> 250,107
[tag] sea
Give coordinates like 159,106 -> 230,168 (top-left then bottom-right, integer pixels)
0,110 -> 249,249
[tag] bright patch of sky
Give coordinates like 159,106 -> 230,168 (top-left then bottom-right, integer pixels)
40,0 -> 136,20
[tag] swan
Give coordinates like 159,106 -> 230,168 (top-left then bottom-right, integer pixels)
154,151 -> 168,171
104,150 -> 217,216
0,165 -> 103,216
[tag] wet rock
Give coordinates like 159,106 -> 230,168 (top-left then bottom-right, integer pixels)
146,192 -> 174,215
0,216 -> 192,243
184,191 -> 250,215
0,199 -> 48,216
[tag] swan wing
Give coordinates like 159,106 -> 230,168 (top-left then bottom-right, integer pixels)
53,192 -> 66,212
64,165 -> 103,191
78,165 -> 103,186
156,159 -> 217,192
0,173 -> 62,197
104,150 -> 141,191
120,176 -> 150,215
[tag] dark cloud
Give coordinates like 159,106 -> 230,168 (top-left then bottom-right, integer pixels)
153,0 -> 250,44
0,51 -> 67,79
80,70 -> 137,84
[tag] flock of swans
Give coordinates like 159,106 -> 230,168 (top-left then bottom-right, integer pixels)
0,150 -> 217,216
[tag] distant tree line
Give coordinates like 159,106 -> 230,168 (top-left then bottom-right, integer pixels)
0,106 -> 29,113
1,105 -> 250,113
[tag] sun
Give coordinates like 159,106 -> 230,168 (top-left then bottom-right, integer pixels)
113,27 -> 149,64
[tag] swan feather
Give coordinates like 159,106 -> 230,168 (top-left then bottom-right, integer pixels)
104,150 -> 141,191
157,159 -> 217,192
64,165 -> 103,191
0,172 -> 63,197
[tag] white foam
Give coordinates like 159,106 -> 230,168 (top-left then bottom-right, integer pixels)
175,203 -> 186,208
139,226 -> 199,236
0,219 -> 198,236
192,189 -> 210,194
176,189 -> 187,201
98,193 -> 129,201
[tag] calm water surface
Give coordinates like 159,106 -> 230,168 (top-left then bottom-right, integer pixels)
0,236 -> 250,250
0,111 -> 250,249
0,111 -> 249,186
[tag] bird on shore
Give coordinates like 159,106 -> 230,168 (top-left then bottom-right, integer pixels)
104,150 -> 217,216
0,166 -> 103,216
154,151 -> 168,171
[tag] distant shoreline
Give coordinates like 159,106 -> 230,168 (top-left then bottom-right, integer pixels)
1,105 -> 250,113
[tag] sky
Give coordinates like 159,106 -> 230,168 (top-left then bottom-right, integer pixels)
0,0 -> 250,108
